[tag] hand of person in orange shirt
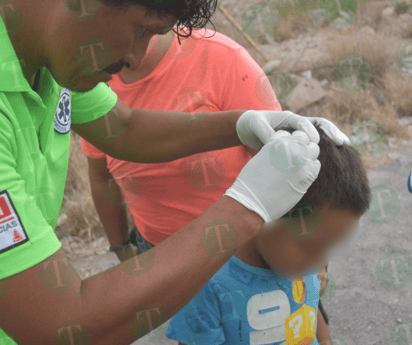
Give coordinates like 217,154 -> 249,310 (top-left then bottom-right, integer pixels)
237,110 -> 350,151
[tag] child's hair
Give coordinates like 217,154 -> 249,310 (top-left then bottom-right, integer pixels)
284,125 -> 371,216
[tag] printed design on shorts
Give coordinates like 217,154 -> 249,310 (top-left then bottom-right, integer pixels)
54,88 -> 72,134
0,190 -> 29,253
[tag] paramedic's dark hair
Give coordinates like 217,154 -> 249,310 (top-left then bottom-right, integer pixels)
99,0 -> 217,39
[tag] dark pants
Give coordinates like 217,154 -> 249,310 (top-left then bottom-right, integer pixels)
129,225 -> 155,254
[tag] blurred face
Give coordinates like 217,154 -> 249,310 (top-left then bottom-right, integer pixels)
301,205 -> 361,269
256,204 -> 360,279
44,1 -> 176,91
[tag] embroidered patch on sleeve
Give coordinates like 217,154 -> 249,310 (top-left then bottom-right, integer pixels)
54,88 -> 71,134
0,190 -> 29,254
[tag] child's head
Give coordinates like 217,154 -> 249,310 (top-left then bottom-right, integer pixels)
256,125 -> 371,278
286,125 -> 370,217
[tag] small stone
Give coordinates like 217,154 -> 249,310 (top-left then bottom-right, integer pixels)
95,249 -> 107,256
382,7 -> 395,17
359,26 -> 375,35
388,142 -> 397,149
400,13 -> 412,20
286,78 -> 327,113
262,59 -> 281,73
57,213 -> 68,227
70,242 -> 79,249
258,34 -> 273,45
398,116 -> 412,125
303,70 -> 312,80
307,41 -> 318,48
388,152 -> 400,159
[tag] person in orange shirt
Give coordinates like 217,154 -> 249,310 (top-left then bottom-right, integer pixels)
81,28 -> 283,255
80,28 -> 331,339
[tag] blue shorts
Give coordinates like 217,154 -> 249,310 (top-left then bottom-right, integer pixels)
130,225 -> 155,254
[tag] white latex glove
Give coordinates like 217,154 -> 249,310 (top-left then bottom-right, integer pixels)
225,130 -> 321,222
237,110 -> 350,150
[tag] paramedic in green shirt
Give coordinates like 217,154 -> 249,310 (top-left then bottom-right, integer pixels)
0,0 -> 350,343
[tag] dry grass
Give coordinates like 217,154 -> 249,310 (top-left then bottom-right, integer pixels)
401,20 -> 412,39
324,31 -> 395,79
273,14 -> 315,42
394,1 -> 412,13
353,1 -> 387,31
300,88 -> 408,137
273,19 -> 298,42
303,6 -> 411,141
384,68 -> 412,117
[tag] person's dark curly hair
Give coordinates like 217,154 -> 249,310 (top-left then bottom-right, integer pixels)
99,0 -> 217,38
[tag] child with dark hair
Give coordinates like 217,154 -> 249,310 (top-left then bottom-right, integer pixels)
166,126 -> 371,345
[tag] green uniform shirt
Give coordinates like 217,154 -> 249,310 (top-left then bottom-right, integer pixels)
0,16 -> 117,342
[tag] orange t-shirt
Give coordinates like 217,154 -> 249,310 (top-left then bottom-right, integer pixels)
81,30 -> 281,245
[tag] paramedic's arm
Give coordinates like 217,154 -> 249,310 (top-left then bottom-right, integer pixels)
0,197 -> 263,344
72,99 -> 244,163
